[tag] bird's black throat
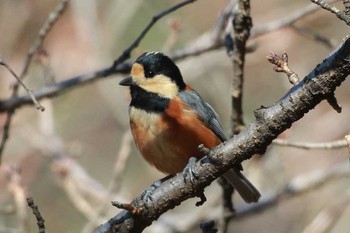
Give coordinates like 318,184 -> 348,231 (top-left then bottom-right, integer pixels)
129,85 -> 170,113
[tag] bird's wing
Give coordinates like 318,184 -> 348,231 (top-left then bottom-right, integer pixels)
178,89 -> 227,142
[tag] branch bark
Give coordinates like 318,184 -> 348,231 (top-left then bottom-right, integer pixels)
94,37 -> 350,233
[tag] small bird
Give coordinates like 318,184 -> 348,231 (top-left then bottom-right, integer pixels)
119,52 -> 260,203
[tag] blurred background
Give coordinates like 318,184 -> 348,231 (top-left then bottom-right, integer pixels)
1,0 -> 350,232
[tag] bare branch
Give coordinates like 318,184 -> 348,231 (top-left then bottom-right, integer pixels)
311,0 -> 350,25
219,1 -> 252,231
110,130 -> 133,194
230,0 -> 252,134
0,60 -> 45,111
236,161 -> 350,218
80,130 -> 133,233
290,24 -> 337,49
273,138 -> 348,150
302,195 -> 350,233
0,1 -> 333,114
26,197 -> 46,233
267,51 -> 342,112
94,36 -> 350,233
107,0 -> 196,73
0,0 -> 69,162
18,0 -> 69,84
326,93 -> 342,113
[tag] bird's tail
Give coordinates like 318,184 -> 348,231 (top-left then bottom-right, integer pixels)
223,169 -> 261,203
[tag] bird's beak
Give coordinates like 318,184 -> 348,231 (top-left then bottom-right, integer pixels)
119,76 -> 135,86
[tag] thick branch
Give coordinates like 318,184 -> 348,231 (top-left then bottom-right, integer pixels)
94,38 -> 350,233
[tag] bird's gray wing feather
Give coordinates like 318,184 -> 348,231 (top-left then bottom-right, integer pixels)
178,89 -> 227,142
179,90 -> 261,203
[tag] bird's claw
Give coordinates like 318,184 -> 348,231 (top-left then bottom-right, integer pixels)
140,180 -> 162,202
141,175 -> 173,202
183,157 -> 199,184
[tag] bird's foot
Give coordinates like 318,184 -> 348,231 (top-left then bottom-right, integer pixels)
141,175 -> 173,202
183,157 -> 199,184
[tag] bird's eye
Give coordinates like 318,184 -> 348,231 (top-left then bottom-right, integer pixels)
146,70 -> 155,78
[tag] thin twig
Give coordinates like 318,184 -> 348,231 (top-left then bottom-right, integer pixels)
0,0 -> 69,163
212,0 -> 235,43
111,201 -> 142,215
0,61 -> 45,111
311,0 -> 350,25
301,194 -> 350,233
0,1 -> 333,114
110,130 -> 133,194
290,24 -> 337,49
80,130 -> 133,233
108,0 -> 196,72
162,18 -> 183,51
273,138 -> 348,150
236,161 -> 350,219
26,197 -> 46,233
17,0 -> 69,86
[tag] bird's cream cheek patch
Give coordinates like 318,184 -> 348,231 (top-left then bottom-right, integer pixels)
131,63 -> 144,80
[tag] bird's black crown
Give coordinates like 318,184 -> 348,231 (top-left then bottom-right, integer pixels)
135,52 -> 186,90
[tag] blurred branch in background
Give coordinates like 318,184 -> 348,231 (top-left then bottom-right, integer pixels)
0,0 -> 69,163
80,130 -> 133,233
218,0 -> 252,232
229,0 -> 252,134
290,24 -> 338,49
107,0 -> 196,72
0,1 -> 336,114
301,192 -> 350,233
4,165 -> 28,233
237,161 -> 350,219
0,61 -> 44,111
273,135 -> 349,150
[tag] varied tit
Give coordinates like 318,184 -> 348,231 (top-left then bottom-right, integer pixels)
119,52 -> 260,203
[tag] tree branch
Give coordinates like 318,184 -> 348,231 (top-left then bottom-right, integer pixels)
107,0 -> 196,73
230,0 -> 252,134
0,0 -> 69,162
0,1 -> 331,114
0,60 -> 45,111
93,37 -> 350,233
27,197 -> 46,233
311,0 -> 350,26
220,0 -> 252,231
273,137 -> 348,150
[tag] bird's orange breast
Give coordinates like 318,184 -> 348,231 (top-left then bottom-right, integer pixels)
130,96 -> 221,175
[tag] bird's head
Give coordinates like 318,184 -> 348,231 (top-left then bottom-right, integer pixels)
119,52 -> 185,98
